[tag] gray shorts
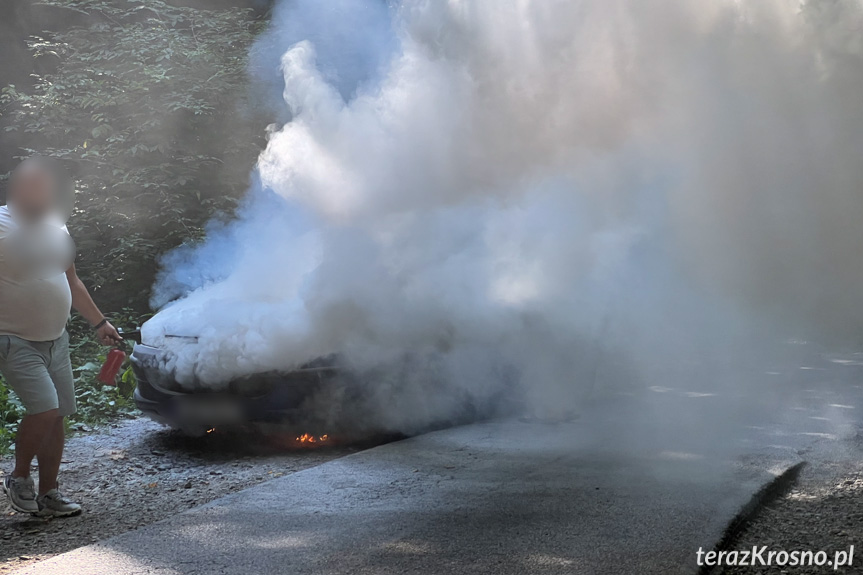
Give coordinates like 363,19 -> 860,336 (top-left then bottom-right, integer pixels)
0,331 -> 76,416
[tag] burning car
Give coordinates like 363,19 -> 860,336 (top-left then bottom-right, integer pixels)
131,328 -> 516,439
130,276 -> 522,438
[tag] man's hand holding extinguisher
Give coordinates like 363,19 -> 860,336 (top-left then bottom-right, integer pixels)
94,316 -> 123,347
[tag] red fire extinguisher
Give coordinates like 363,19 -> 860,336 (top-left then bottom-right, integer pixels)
98,347 -> 127,386
96,328 -> 138,386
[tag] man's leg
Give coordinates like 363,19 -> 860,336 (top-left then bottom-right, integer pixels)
1,337 -> 59,513
12,408 -> 60,480
43,331 -> 75,493
34,331 -> 81,517
35,414 -> 65,495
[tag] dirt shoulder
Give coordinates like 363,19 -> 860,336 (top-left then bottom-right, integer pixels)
722,437 -> 863,575
0,417 -> 361,574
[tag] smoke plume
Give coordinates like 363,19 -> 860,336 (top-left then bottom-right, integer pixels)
145,0 -> 863,431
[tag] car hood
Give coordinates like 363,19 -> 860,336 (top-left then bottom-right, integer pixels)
139,295 -> 329,391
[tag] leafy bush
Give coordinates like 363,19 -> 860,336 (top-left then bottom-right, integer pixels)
0,384 -> 24,455
1,0 -> 266,312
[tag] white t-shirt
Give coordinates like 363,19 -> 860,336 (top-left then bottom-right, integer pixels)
0,206 -> 74,341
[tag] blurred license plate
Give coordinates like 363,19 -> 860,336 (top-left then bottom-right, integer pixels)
174,397 -> 244,424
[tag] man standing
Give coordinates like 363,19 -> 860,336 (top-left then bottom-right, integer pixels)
0,157 -> 121,517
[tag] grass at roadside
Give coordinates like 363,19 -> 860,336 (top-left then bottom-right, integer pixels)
0,312 -> 148,456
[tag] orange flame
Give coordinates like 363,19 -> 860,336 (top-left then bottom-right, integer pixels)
295,433 -> 329,444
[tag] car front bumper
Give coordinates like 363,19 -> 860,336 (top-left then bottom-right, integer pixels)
130,344 -> 340,433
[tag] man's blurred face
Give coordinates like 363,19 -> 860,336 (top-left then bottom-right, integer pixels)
8,164 -> 59,224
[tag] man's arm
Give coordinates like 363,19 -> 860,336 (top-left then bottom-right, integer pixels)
66,264 -> 123,345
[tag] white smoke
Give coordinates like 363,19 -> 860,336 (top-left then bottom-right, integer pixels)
145,0 -> 863,430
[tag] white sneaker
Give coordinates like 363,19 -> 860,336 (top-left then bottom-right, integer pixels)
37,489 -> 82,517
2,475 -> 38,514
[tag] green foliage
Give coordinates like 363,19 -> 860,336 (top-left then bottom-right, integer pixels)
0,383 -> 24,455
1,0 -> 266,311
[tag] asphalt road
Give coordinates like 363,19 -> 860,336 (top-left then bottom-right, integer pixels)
13,342 -> 863,575
7,422 -> 775,575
